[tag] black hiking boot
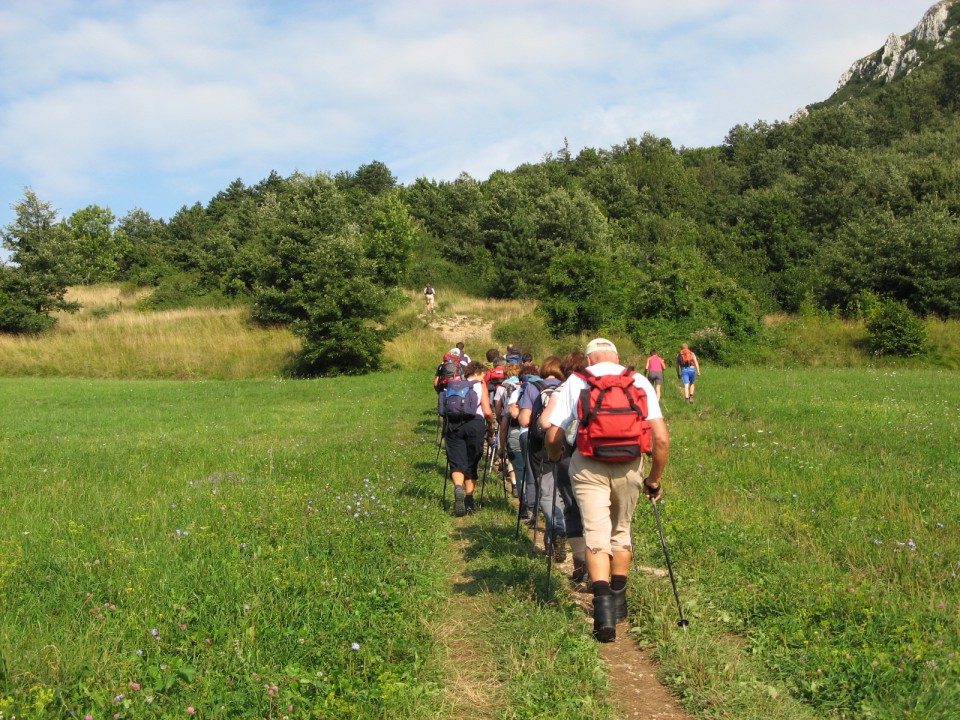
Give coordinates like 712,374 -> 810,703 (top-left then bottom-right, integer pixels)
464,494 -> 475,514
571,557 -> 588,583
611,586 -> 628,623
593,595 -> 617,642
552,530 -> 567,563
453,486 -> 466,517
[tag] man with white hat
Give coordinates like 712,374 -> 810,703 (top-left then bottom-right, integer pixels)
545,338 -> 670,642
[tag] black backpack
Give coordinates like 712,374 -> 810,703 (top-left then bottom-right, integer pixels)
527,381 -> 559,455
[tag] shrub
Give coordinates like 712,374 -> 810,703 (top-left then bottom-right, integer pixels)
866,299 -> 928,357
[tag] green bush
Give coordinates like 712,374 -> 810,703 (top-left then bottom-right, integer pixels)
0,288 -> 56,333
866,299 -> 928,357
493,314 -> 553,360
137,272 -> 233,311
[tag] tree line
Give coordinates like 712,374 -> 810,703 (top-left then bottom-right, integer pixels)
4,36 -> 960,372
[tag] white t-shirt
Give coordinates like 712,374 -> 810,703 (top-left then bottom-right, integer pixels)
505,385 -> 526,434
546,362 -> 663,434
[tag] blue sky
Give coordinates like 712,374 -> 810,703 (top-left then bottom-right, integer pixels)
0,0 -> 939,242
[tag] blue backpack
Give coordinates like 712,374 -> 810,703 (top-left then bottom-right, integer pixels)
439,379 -> 480,419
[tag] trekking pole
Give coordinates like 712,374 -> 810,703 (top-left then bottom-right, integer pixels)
529,451 -> 544,559
479,439 -> 492,506
442,458 -> 451,510
435,416 -> 447,466
514,430 -> 527,539
544,457 -> 560,597
651,499 -> 689,629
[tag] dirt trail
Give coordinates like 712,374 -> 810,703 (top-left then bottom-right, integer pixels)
541,538 -> 696,720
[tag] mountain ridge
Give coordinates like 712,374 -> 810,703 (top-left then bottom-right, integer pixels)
836,0 -> 957,92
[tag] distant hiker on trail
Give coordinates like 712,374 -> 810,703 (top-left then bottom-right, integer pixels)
645,350 -> 666,403
675,343 -> 701,404
545,338 -> 669,643
423,285 -> 436,314
439,361 -> 494,517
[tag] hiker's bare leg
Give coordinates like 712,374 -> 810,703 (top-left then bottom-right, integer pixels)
585,550 -> 611,584
612,549 -> 632,577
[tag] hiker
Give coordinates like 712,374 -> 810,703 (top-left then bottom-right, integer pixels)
433,348 -> 465,393
504,344 -> 522,365
508,365 -> 543,524
502,365 -> 537,520
423,284 -> 436,313
538,350 -> 589,581
675,343 -> 701,404
456,342 -> 472,364
495,362 -> 521,496
645,350 -> 666,402
545,338 -> 669,642
519,356 -> 567,562
440,361 -> 494,517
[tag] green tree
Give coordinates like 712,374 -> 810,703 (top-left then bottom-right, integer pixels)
66,204 -> 130,284
0,188 -> 78,333
247,174 -> 409,375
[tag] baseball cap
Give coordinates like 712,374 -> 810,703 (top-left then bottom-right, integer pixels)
585,338 -> 617,355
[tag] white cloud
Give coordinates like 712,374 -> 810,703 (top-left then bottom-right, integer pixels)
0,0 -> 939,234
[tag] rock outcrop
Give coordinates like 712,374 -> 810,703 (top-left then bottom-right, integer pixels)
836,0 -> 955,91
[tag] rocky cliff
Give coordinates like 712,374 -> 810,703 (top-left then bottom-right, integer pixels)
836,0 -> 957,91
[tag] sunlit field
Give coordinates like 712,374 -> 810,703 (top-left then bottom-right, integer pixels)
632,367 -> 960,719
0,376 -> 610,719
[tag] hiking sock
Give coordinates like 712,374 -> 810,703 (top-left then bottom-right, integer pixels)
610,575 -> 627,592
592,580 -> 611,598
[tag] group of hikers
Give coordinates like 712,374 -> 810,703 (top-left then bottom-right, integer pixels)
432,336 -> 701,642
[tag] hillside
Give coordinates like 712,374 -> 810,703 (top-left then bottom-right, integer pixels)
3,0 -> 960,377
2,285 -> 959,379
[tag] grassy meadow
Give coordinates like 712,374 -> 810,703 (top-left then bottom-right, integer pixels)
0,376 -> 609,719
1,286 -> 959,719
635,368 -> 960,719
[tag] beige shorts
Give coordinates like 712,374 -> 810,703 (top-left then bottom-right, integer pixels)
569,452 -> 646,558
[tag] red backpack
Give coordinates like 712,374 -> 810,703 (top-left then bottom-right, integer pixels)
575,368 -> 652,462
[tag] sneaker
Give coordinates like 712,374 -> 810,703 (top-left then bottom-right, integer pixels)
453,486 -> 466,517
552,530 -> 567,563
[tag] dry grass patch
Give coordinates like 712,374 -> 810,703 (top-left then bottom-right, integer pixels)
0,302 -> 299,379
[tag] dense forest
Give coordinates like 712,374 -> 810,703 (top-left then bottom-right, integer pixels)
3,2 -> 960,373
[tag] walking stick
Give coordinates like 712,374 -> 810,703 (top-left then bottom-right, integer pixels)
479,439 -> 492,505
544,456 -> 560,597
442,458 -> 451,510
651,499 -> 689,629
435,416 -> 447,466
529,451 -> 544,559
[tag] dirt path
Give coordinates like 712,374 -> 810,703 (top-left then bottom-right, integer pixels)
540,536 -> 696,720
